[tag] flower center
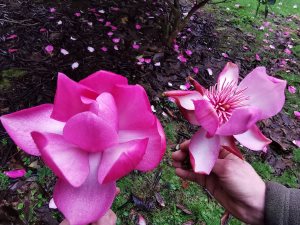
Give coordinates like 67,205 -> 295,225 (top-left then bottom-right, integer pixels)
205,81 -> 248,124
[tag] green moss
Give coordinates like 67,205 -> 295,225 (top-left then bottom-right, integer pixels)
0,68 -> 27,89
164,122 -> 177,143
293,149 -> 300,163
252,161 -> 274,180
0,173 -> 10,191
275,170 -> 298,188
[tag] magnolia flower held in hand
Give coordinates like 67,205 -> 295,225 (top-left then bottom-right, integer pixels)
164,62 -> 286,174
1,71 -> 166,225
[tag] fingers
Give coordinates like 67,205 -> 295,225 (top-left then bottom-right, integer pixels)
59,220 -> 69,225
179,140 -> 190,152
116,187 -> 120,196
172,140 -> 190,162
95,209 -> 117,225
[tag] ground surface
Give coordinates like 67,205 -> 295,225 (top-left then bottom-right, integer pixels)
0,0 -> 299,224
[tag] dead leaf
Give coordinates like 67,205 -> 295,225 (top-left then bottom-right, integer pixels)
155,192 -> 165,207
176,204 -> 192,215
220,210 -> 231,225
182,220 -> 195,225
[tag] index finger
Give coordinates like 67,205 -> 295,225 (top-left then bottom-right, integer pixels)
179,140 -> 190,152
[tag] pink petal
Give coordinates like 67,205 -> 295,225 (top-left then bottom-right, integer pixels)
217,62 -> 239,87
54,154 -> 116,225
74,12 -> 81,17
234,125 -> 271,151
51,73 -> 98,121
118,118 -> 166,171
98,139 -> 148,183
60,48 -> 69,55
107,32 -> 113,36
105,21 -> 111,26
40,28 -> 47,32
178,54 -> 187,63
32,132 -> 89,187
222,53 -> 229,58
49,7 -> 56,13
8,49 -> 18,53
284,48 -> 291,55
79,70 -> 128,94
174,44 -> 179,52
45,45 -> 54,54
294,111 -> 300,120
237,67 -> 287,120
220,136 -> 243,159
164,91 -> 202,110
193,67 -> 199,74
217,107 -> 261,136
101,47 -> 108,52
1,104 -> 64,156
293,140 -> 300,147
90,93 -> 118,130
189,128 -> 220,174
194,100 -> 219,136
4,169 -> 26,178
255,54 -> 261,61
288,85 -> 296,94
111,26 -> 117,31
185,50 -> 192,56
188,76 -> 205,95
63,112 -> 118,153
112,38 -> 120,43
7,34 -> 17,40
132,44 -> 140,49
135,24 -> 142,30
112,84 -> 155,130
144,58 -> 151,64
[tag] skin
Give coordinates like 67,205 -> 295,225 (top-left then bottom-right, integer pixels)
172,140 -> 266,225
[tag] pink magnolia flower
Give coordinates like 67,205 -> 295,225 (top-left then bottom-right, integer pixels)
1,71 -> 166,225
4,169 -> 26,178
164,62 -> 286,174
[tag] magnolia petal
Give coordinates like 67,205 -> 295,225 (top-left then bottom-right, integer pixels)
234,125 -> 271,151
220,136 -> 243,159
63,112 -> 118,153
178,108 -> 200,126
112,84 -> 155,130
118,118 -> 166,171
188,76 -> 205,95
217,62 -> 239,88
217,107 -> 261,136
89,93 -> 118,130
79,70 -> 128,94
194,100 -> 219,136
54,154 -> 116,225
51,73 -> 98,122
237,67 -> 287,120
0,104 -> 64,156
98,139 -> 148,184
4,169 -> 26,178
173,92 -> 202,111
32,132 -> 89,187
189,128 -> 220,174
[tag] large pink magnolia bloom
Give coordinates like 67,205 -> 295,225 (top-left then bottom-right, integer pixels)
1,71 -> 166,225
164,62 -> 286,174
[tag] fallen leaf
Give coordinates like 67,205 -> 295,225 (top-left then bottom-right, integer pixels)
155,192 -> 165,207
176,204 -> 192,215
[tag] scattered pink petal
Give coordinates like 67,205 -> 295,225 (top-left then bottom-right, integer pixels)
70,36 -> 77,41
269,45 -> 275,49
132,43 -> 140,49
111,26 -> 117,31
168,97 -> 175,103
284,48 -> 292,55
49,198 -> 57,209
283,31 -> 290,37
4,169 -> 26,178
98,18 -> 104,22
185,83 -> 191,89
7,34 -> 17,40
151,105 -> 156,113
74,12 -> 81,17
111,7 -> 120,11
255,54 -> 261,61
40,28 -> 47,32
145,58 -> 152,64
207,68 -> 213,76
193,67 -> 199,74
180,85 -> 188,90
45,45 -> 54,54
288,44 -> 293,49
98,9 -> 105,14
57,20 -> 63,25
259,26 -> 265,30
263,21 -> 270,27
112,38 -> 120,43
138,58 -> 145,63
243,46 -> 249,51
154,62 -> 161,67
185,50 -> 192,56
178,54 -> 187,63
265,33 -> 270,37
187,28 -> 192,32
107,32 -> 114,37
87,22 -> 93,27
135,24 -> 142,30
294,111 -> 300,120
71,62 -> 79,69
101,47 -> 108,52
167,82 -> 173,87
60,48 -> 69,55
49,7 -> 56,13
263,39 -> 269,43
174,44 -> 179,52
8,48 -> 18,53
105,21 -> 112,27
293,140 -> 300,147
137,214 -> 147,225
269,28 -> 274,32
288,86 -> 296,94
114,45 -> 119,51
88,8 -> 96,13
222,53 -> 229,58
87,47 -> 95,53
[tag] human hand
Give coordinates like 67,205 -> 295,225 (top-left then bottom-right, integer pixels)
59,188 -> 120,225
172,140 -> 266,225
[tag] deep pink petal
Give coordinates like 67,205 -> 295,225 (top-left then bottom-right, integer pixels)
51,73 -> 98,121
118,118 -> 166,171
32,132 -> 89,187
98,139 -> 148,184
217,107 -> 261,136
0,104 -> 64,156
112,84 -> 155,130
194,100 -> 219,136
54,154 -> 116,225
79,70 -> 128,94
217,62 -> 239,87
63,112 -> 118,152
237,67 -> 287,120
89,93 -> 118,130
220,136 -> 243,159
4,169 -> 26,178
189,128 -> 220,174
188,76 -> 205,95
234,125 -> 271,151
